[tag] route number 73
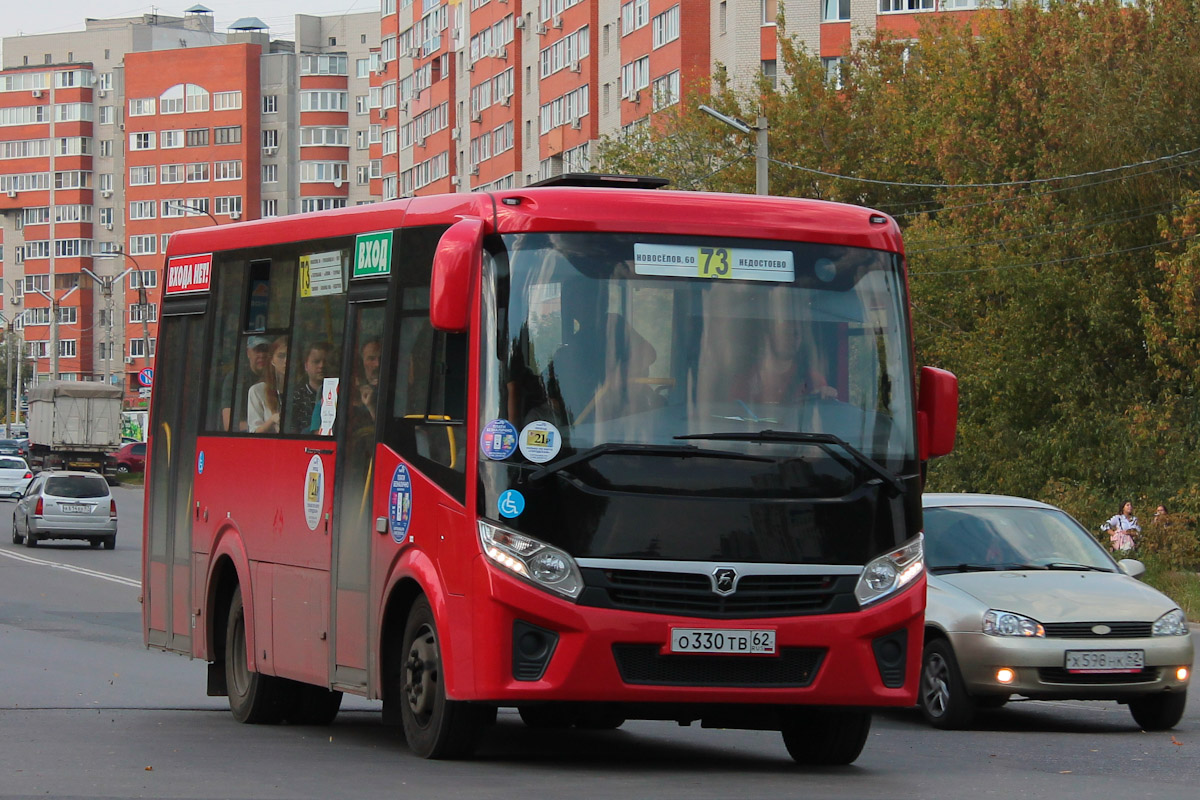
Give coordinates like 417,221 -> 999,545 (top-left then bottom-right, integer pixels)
697,247 -> 732,279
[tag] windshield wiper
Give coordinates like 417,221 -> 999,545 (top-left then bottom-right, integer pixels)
931,563 -> 1048,574
1042,562 -> 1112,572
674,429 -> 905,495
527,442 -> 776,482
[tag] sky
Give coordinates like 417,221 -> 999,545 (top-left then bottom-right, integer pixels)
1,1 -> 377,60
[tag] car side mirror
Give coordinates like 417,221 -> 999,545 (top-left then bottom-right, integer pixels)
430,217 -> 485,333
917,366 -> 958,460
1117,558 -> 1146,579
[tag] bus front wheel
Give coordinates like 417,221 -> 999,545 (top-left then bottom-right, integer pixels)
398,597 -> 493,758
780,707 -> 871,766
225,587 -> 285,724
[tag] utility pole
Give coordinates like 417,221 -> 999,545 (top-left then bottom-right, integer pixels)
698,105 -> 770,196
2,314 -> 9,438
81,265 -> 134,386
93,251 -> 151,385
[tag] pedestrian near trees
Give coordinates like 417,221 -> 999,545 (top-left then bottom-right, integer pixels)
1101,500 -> 1141,553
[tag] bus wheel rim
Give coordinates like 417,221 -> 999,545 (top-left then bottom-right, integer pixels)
405,624 -> 439,721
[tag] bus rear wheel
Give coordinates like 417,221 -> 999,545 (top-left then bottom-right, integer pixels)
225,586 -> 285,724
780,707 -> 871,766
398,597 -> 493,758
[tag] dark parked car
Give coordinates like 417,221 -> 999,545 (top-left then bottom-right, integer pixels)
0,438 -> 29,458
114,442 -> 146,474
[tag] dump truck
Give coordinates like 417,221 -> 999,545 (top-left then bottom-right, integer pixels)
27,381 -> 123,475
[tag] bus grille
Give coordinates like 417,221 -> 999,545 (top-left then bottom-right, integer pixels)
579,568 -> 857,619
612,644 -> 824,687
1041,621 -> 1153,639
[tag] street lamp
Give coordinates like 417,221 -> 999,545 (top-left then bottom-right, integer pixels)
165,200 -> 222,226
30,283 -> 79,381
94,251 -> 154,378
81,264 -> 135,385
698,104 -> 769,196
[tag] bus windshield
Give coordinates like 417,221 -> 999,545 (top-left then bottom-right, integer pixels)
480,232 -> 916,483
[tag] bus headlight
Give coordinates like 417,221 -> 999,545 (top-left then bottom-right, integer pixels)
478,520 -> 583,600
854,535 -> 924,607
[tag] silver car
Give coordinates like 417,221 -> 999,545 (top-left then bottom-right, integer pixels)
920,493 -> 1193,730
11,471 -> 118,550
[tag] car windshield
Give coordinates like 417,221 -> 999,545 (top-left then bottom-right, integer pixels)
0,458 -> 26,470
480,232 -> 915,477
45,476 -> 110,499
924,505 -> 1116,571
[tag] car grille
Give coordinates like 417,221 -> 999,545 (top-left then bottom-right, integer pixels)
612,644 -> 824,687
1042,621 -> 1153,639
1038,667 -> 1161,685
579,568 -> 858,619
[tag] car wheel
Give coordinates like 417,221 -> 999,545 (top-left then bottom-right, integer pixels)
24,530 -> 38,548
117,464 -> 130,475
225,586 -> 286,724
1129,690 -> 1187,731
102,536 -> 116,550
975,694 -> 1010,710
780,707 -> 872,766
398,596 -> 494,758
919,638 -> 976,729
89,538 -> 102,548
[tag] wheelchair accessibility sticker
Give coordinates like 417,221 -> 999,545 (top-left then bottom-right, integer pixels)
498,489 -> 525,519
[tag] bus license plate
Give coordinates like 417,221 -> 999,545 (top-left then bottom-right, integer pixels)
670,628 -> 776,655
1065,649 -> 1144,673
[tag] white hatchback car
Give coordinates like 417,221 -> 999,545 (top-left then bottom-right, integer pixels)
11,471 -> 118,549
0,456 -> 33,498
921,494 -> 1193,731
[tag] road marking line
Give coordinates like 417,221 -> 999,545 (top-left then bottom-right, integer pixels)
0,548 -> 140,588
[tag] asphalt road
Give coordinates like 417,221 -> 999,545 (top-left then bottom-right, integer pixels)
0,485 -> 1197,799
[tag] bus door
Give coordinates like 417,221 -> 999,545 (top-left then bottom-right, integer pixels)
145,308 -> 206,653
330,299 -> 386,689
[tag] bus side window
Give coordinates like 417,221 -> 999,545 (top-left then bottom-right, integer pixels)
203,257 -> 247,432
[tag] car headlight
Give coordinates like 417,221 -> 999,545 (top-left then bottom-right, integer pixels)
478,520 -> 583,600
983,610 -> 1045,637
1152,608 -> 1189,637
854,534 -> 924,606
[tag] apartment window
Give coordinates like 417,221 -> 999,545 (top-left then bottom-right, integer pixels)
99,106 -> 114,125
186,128 -> 209,147
822,57 -> 844,89
129,303 -> 158,323
99,174 -> 113,192
98,139 -> 112,157
620,57 -> 650,99
161,164 -> 183,184
59,340 -> 76,359
130,270 -> 158,289
823,0 -> 851,20
356,95 -> 370,115
762,60 -> 778,87
214,91 -> 242,110
299,91 -> 349,112
762,0 -> 777,23
214,196 -> 242,216
357,165 -> 370,185
214,160 -> 242,181
186,85 -> 210,112
161,130 -> 184,149
879,0 -> 933,9
162,200 -> 186,218
128,98 -> 156,116
128,235 -> 157,256
262,199 -> 278,217
620,0 -> 649,35
129,200 -> 155,220
652,6 -> 680,48
98,208 -> 113,226
719,1 -> 727,33
186,162 -> 210,182
129,132 -> 156,151
263,130 -> 279,151
215,126 -> 242,145
357,130 -> 369,150
129,338 -> 157,358
129,166 -> 156,186
262,95 -> 278,114
301,54 -> 348,75
262,164 -> 278,183
357,58 -> 370,78
651,70 -> 680,111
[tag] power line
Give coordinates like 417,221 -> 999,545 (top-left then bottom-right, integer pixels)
912,232 -> 1200,277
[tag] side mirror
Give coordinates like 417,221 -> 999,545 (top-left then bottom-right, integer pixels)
917,366 -> 958,460
430,217 -> 485,333
1118,558 -> 1146,579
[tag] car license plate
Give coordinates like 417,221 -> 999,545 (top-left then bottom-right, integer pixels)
1065,649 -> 1145,673
60,503 -> 91,513
670,628 -> 776,655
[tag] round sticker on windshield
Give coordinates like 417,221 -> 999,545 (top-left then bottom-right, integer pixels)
388,464 -> 413,544
480,419 -> 519,460
519,420 -> 562,464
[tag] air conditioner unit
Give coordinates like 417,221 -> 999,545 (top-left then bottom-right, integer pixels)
497,47 -> 508,60
100,189 -> 112,198
470,165 -> 479,176
97,89 -> 107,98
230,211 -> 241,220
451,127 -> 460,140
500,96 -> 511,107
124,356 -> 135,364
553,16 -> 563,29
379,108 -> 388,118
571,118 -> 581,130
407,47 -> 421,59
536,24 -> 548,36
5,190 -> 15,199
263,146 -> 277,155
31,89 -> 42,98
450,176 -> 461,186
485,48 -> 496,59
103,222 -> 113,230
472,111 -> 482,123
632,91 -> 642,104
417,136 -> 426,147
514,17 -> 525,29
569,60 -> 581,73
467,61 -> 475,73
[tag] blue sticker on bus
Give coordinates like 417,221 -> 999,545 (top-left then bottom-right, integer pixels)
498,489 -> 525,519
389,464 -> 413,543
197,451 -> 205,475
480,419 -> 519,460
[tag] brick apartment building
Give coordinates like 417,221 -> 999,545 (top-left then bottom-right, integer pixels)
0,0 -> 983,409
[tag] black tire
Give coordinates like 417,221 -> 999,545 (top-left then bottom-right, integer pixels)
518,704 -> 576,729
225,587 -> 286,724
102,536 -> 115,550
285,681 -> 344,726
25,531 -> 38,548
398,597 -> 492,758
11,515 -> 22,545
976,694 -> 1010,710
1129,691 -> 1187,731
89,538 -> 102,548
919,638 -> 976,729
781,707 -> 872,766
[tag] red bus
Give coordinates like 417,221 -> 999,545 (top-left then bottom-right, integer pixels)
142,175 -> 957,765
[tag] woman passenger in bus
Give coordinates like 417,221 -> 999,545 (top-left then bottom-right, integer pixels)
247,336 -> 288,434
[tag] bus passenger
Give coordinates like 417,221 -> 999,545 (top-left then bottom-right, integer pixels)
247,337 -> 288,434
221,335 -> 271,431
289,341 -> 334,434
